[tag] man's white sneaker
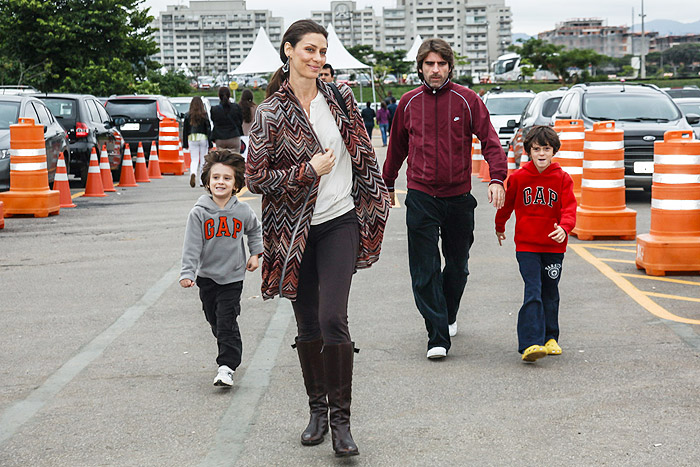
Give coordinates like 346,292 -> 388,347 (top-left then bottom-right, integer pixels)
448,321 -> 458,337
213,365 -> 234,387
427,346 -> 447,359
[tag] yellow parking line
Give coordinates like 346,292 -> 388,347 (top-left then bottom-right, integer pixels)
620,273 -> 700,287
71,192 -> 84,199
598,258 -> 637,264
582,245 -> 637,253
570,244 -> 700,325
645,292 -> 700,303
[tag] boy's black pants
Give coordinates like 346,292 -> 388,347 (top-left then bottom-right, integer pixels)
515,252 -> 564,353
196,277 -> 243,370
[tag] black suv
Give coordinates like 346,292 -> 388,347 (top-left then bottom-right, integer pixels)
104,95 -> 181,157
40,94 -> 125,185
552,83 -> 699,190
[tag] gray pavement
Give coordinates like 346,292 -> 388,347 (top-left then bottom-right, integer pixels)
1,141 -> 699,466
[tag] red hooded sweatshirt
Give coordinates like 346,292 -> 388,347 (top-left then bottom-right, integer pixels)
495,161 -> 577,253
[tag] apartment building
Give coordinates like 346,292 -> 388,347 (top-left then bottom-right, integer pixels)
311,1 -> 381,49
538,18 -> 658,58
153,1 -> 283,76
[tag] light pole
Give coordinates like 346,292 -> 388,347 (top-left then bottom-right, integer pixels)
640,0 -> 647,79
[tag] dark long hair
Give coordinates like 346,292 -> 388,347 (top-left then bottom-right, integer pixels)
239,89 -> 255,123
266,20 -> 328,98
218,86 -> 231,108
188,96 -> 206,127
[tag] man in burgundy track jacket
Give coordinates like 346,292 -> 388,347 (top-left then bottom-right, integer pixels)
383,38 -> 507,359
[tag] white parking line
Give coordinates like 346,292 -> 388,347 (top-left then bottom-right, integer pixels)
199,298 -> 293,466
0,263 -> 180,446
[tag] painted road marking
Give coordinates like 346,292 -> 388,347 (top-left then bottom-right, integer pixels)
583,245 -> 637,253
570,244 -> 700,325
598,258 -> 637,265
645,292 -> 700,303
620,273 -> 700,287
0,263 -> 181,446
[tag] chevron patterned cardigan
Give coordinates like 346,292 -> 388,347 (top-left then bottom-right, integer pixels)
246,80 -> 391,301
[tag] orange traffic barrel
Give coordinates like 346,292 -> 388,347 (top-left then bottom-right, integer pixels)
134,142 -> 150,183
636,130 -> 700,275
571,121 -> 636,241
0,118 -> 60,217
99,145 -> 116,192
158,118 -> 184,175
148,143 -> 163,179
471,136 -> 483,175
515,130 -> 528,168
54,153 -> 75,208
0,201 -> 5,229
554,119 -> 584,202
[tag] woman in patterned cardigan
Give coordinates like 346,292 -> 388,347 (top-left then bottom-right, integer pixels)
246,20 -> 389,458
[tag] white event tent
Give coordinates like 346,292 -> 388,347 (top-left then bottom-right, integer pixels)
404,35 -> 423,62
230,27 -> 282,75
325,24 -> 376,104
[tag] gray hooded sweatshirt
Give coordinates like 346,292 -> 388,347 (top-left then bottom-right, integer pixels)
180,194 -> 263,285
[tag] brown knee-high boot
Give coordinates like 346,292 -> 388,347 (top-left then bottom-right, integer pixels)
323,342 -> 359,457
295,338 -> 328,446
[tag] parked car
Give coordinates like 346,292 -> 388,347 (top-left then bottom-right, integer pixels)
482,89 -> 535,151
552,83 -> 698,190
383,74 -> 398,85
507,89 -> 567,164
197,76 -> 215,90
0,85 -> 40,96
336,74 -> 351,86
0,95 -> 69,192
672,97 -> 700,139
40,93 -> 124,185
662,85 -> 700,99
104,95 -> 182,157
357,73 -> 371,86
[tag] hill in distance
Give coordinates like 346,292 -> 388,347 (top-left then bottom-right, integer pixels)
631,19 -> 700,35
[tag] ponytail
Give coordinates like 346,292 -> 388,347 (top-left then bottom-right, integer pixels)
266,67 -> 287,98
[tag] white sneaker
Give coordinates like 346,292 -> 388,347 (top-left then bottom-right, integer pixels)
213,365 -> 234,387
448,321 -> 458,337
427,347 -> 447,359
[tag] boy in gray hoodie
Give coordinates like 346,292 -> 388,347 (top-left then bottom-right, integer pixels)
180,149 -> 263,387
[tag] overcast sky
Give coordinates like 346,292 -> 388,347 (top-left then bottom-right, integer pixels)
143,0 -> 699,36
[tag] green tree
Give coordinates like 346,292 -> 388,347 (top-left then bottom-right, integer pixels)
512,38 -> 605,83
0,0 -> 158,93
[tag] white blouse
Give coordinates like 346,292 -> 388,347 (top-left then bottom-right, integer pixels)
307,91 -> 355,225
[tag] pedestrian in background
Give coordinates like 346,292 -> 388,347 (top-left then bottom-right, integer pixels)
376,101 -> 390,147
361,101 -> 375,141
239,89 -> 257,137
183,96 -> 212,188
495,126 -> 576,363
180,149 -> 263,387
247,19 -> 390,458
210,86 -> 244,150
383,38 -> 507,360
387,96 -> 397,135
319,63 -> 335,83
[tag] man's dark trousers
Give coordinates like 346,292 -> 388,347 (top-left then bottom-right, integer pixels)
405,189 -> 477,351
515,252 -> 564,353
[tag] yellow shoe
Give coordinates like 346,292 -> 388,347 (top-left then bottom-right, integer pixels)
521,345 -> 547,362
545,339 -> 562,355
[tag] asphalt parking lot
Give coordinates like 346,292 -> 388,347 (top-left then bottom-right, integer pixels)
1,140 -> 699,466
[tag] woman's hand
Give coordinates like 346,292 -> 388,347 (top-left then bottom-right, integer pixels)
309,148 -> 335,176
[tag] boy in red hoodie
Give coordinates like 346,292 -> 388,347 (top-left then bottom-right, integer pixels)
495,126 -> 577,363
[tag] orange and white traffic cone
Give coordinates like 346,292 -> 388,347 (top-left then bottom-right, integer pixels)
134,142 -> 150,183
184,147 -> 191,171
506,142 -> 517,183
83,147 -> 106,197
119,145 -> 138,187
147,143 -> 162,179
54,152 -> 75,208
571,121 -> 636,241
480,160 -> 490,183
0,118 -> 60,217
471,136 -> 482,176
636,130 -> 700,276
99,145 -> 116,192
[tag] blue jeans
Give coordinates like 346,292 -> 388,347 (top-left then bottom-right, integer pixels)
515,252 -> 564,353
379,123 -> 389,145
405,189 -> 477,351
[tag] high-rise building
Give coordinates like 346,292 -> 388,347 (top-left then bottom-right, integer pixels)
311,1 -> 381,49
153,1 -> 283,76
